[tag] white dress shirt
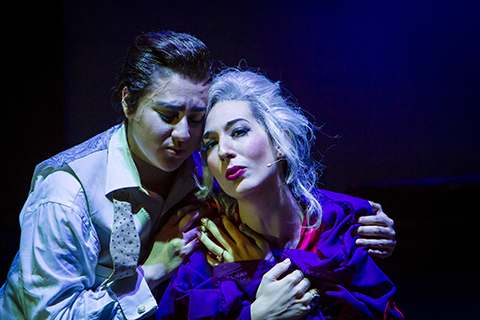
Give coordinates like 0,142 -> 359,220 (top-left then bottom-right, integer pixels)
0,123 -> 199,319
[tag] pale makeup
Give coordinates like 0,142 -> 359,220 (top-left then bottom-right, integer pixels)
202,100 -> 280,199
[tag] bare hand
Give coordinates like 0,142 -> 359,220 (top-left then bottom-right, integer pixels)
140,203 -> 211,289
355,201 -> 396,258
251,258 -> 320,320
197,216 -> 272,266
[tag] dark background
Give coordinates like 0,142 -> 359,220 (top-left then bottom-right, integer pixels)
3,1 -> 479,318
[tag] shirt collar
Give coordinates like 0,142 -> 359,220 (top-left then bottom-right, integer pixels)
105,123 -> 141,197
104,123 -> 199,209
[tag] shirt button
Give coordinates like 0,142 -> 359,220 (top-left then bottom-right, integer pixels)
137,305 -> 146,314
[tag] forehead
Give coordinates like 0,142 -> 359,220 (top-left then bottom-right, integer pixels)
205,100 -> 255,130
146,74 -> 209,109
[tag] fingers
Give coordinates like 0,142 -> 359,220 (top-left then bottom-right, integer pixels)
301,288 -> 320,308
282,269 -> 305,284
263,258 -> 292,281
356,238 -> 396,249
367,248 -> 394,259
356,204 -> 396,256
200,217 -> 234,249
183,227 -> 199,243
282,269 -> 320,310
357,214 -> 393,227
376,211 -> 395,229
355,224 -> 396,258
356,225 -> 396,239
182,237 -> 200,259
293,274 -> 311,298
197,228 -> 225,256
368,201 -> 382,213
362,201 -> 394,227
356,238 -> 396,258
179,210 -> 202,232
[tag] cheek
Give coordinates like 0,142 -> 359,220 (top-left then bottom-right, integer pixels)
246,138 -> 272,161
140,115 -> 170,141
207,154 -> 219,176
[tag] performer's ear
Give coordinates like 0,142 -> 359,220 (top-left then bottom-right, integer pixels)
121,87 -> 131,117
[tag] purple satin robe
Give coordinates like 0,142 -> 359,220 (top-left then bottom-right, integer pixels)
156,189 -> 403,319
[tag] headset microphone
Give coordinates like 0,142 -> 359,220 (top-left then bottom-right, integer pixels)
266,158 -> 285,168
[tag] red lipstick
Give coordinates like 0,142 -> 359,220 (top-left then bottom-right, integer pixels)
226,166 -> 246,180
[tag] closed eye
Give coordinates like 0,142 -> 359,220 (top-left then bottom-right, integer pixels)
158,112 -> 177,123
188,113 -> 205,125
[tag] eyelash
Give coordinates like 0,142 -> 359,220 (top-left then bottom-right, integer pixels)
232,127 -> 249,137
159,113 -> 176,123
202,127 -> 250,152
158,112 -> 204,125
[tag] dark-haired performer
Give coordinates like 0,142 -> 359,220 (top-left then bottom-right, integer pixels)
0,31 -> 395,319
0,31 -> 212,319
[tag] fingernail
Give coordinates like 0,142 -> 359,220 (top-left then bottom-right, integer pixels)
201,217 -> 208,225
239,223 -> 246,231
283,258 -> 291,264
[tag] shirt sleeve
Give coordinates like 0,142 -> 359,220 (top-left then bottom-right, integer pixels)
3,171 -> 156,319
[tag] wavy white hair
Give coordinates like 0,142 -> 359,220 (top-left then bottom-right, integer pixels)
197,68 -> 323,228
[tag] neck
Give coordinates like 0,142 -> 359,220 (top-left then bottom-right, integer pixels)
237,183 -> 303,250
131,151 -> 178,199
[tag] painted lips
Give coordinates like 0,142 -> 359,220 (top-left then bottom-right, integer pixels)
226,166 -> 246,180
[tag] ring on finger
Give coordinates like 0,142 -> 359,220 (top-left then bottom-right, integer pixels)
216,250 -> 225,263
309,288 -> 320,308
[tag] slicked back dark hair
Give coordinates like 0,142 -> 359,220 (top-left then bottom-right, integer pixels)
112,31 -> 212,115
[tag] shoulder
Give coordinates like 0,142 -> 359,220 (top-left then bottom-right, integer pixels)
41,125 -> 120,168
30,125 -> 122,193
28,170 -> 85,209
20,170 -> 93,239
314,189 -> 370,207
313,189 -> 373,226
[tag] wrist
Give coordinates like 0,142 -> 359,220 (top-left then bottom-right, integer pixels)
250,299 -> 271,320
138,263 -> 169,290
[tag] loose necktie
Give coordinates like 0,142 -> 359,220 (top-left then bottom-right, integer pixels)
108,198 -> 141,281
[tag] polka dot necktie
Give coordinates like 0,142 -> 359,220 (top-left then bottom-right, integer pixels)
109,198 -> 141,281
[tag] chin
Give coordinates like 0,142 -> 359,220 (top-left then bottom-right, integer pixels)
153,154 -> 187,171
227,184 -> 258,200
159,162 -> 183,172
